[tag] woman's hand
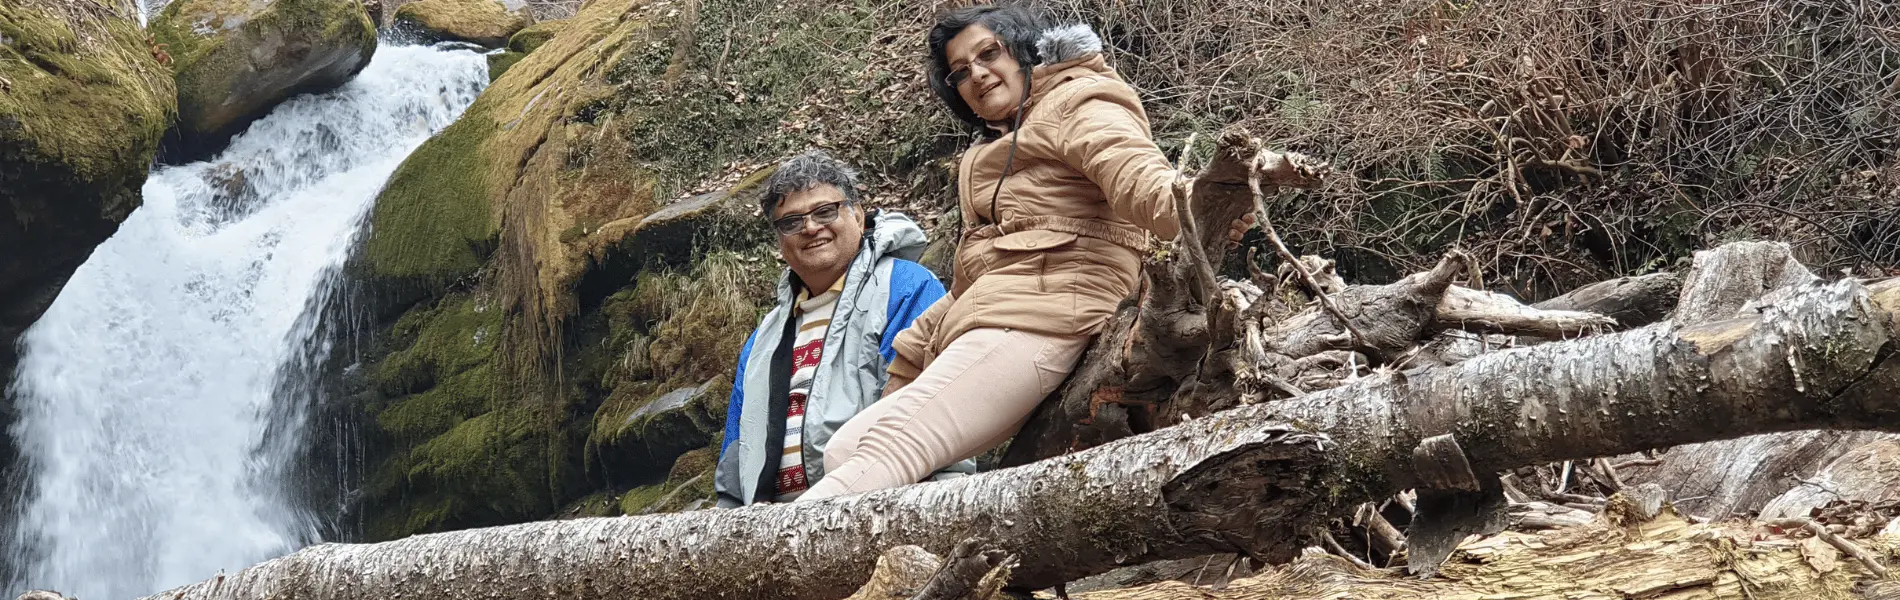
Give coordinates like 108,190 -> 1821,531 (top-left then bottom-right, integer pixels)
1227,212 -> 1256,248
1258,150 -> 1329,188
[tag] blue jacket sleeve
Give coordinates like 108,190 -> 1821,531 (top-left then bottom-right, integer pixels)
881,259 -> 948,364
719,329 -> 758,458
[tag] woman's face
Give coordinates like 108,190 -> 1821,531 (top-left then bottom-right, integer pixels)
945,24 -> 1027,123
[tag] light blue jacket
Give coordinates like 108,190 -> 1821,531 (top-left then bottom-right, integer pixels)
714,211 -> 961,506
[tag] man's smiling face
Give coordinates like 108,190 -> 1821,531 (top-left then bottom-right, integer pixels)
774,184 -> 864,291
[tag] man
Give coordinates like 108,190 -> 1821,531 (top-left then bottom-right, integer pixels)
714,150 -> 965,507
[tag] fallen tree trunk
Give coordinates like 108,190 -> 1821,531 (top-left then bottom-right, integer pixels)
1623,242 -> 1898,519
139,276 -> 1900,600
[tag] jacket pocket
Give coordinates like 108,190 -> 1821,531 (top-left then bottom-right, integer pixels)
991,230 -> 1080,252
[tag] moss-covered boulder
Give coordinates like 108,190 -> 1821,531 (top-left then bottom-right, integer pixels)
150,0 -> 377,161
617,447 -> 717,515
482,17 -> 563,81
392,0 -> 526,48
583,248 -> 769,478
0,0 -> 176,385
505,18 -> 562,53
483,50 -> 523,82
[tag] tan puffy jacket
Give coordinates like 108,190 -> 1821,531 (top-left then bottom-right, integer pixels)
891,39 -> 1181,381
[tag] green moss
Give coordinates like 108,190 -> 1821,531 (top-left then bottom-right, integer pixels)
486,50 -> 525,82
588,251 -> 766,449
359,290 -> 573,539
376,363 -> 494,441
393,0 -> 527,48
150,0 -> 376,142
0,1 -> 174,213
617,446 -> 716,514
384,409 -> 555,534
616,482 -> 669,514
506,18 -> 565,54
364,108 -> 500,285
368,493 -> 457,539
371,293 -> 499,395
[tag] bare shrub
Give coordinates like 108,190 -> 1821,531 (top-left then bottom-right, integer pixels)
1030,0 -> 1898,295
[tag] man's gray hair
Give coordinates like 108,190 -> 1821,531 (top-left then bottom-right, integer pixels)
759,150 -> 863,217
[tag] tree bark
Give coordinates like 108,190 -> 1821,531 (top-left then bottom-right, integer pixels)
136,275 -> 1900,600
1066,510 -> 1897,600
1622,242 -> 1897,518
854,501 -> 1899,600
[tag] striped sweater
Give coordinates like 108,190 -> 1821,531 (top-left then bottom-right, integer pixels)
774,277 -> 843,501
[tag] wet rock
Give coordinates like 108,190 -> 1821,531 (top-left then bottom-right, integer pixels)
151,0 -> 378,162
506,17 -> 563,53
592,378 -> 726,478
392,0 -> 527,49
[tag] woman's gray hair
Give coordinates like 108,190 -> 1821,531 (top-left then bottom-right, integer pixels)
759,150 -> 862,216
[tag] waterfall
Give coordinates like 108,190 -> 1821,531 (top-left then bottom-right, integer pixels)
4,43 -> 488,599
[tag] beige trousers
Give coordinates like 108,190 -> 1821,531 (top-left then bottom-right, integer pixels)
797,327 -> 1091,501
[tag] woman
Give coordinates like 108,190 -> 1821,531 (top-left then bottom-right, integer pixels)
799,5 -> 1249,500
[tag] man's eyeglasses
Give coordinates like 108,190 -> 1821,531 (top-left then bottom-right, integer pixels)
772,201 -> 848,236
945,42 -> 1007,89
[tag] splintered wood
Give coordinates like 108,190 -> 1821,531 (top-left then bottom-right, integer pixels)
1070,511 -> 1897,600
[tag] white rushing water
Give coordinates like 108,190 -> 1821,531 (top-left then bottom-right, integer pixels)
5,44 -> 487,599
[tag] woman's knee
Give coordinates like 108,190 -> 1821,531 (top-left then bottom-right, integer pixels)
821,418 -> 868,474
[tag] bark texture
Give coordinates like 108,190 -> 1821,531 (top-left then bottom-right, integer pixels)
1069,512 -> 1898,600
846,500 -> 1899,600
1761,437 -> 1900,520
136,271 -> 1900,600
1624,242 -> 1899,518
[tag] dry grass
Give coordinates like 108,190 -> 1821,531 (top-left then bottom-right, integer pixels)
1035,0 -> 1898,296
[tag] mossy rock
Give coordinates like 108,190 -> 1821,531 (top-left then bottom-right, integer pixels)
506,18 -> 564,54
618,446 -> 717,515
0,0 -> 175,380
362,106 -> 500,299
485,50 -> 524,82
589,377 -> 729,479
369,292 -> 500,441
150,0 -> 377,161
392,0 -> 526,48
584,250 -> 769,478
366,409 -> 567,539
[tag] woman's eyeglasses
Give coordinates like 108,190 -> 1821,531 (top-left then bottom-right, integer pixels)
772,201 -> 848,236
945,42 -> 1006,89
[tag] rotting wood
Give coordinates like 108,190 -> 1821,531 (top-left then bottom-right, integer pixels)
1069,509 -> 1898,600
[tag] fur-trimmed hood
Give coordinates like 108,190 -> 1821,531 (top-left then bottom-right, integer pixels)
1036,23 -> 1104,66
1018,23 -> 1119,112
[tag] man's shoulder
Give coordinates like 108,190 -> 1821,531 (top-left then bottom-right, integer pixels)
884,258 -> 942,288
